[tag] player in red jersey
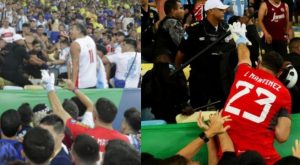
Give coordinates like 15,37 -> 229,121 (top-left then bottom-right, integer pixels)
40,71 -> 129,162
222,22 -> 292,165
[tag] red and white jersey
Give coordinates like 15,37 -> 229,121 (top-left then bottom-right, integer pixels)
263,0 -> 287,41
222,64 -> 291,164
0,27 -> 15,43
74,36 -> 97,88
66,118 -> 129,162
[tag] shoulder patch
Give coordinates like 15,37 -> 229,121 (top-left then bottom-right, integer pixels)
184,31 -> 189,40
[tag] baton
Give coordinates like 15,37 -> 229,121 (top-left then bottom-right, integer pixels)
193,100 -> 222,112
171,31 -> 231,77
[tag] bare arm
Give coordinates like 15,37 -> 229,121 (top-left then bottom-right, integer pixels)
50,59 -> 66,65
177,137 -> 205,160
102,56 -> 111,81
71,42 -> 80,86
218,132 -> 235,152
48,91 -> 72,124
258,2 -> 268,35
175,50 -> 185,68
207,139 -> 218,165
64,79 -> 94,112
29,55 -> 46,66
237,44 -> 251,66
285,4 -> 289,34
275,117 -> 291,143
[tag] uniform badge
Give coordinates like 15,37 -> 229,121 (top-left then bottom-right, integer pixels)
199,37 -> 205,41
184,32 -> 189,40
150,12 -> 154,19
280,8 -> 284,12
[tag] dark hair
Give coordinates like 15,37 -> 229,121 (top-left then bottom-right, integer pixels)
164,0 -> 180,15
124,108 -> 141,133
124,38 -> 137,50
96,44 -> 107,55
17,103 -> 33,126
22,23 -> 30,28
289,37 -> 300,53
60,39 -> 70,46
32,40 -> 40,46
33,104 -> 51,113
0,109 -> 21,137
95,98 -> 117,123
63,99 -> 79,119
261,51 -> 283,74
23,127 -> 54,164
73,23 -> 87,35
141,153 -> 162,165
73,135 -> 99,163
103,139 -> 140,165
238,150 -> 266,165
228,15 -> 241,25
160,155 -> 189,165
274,156 -> 300,165
71,96 -> 86,117
39,114 -> 65,134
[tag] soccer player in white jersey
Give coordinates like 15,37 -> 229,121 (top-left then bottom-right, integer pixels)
69,23 -> 97,88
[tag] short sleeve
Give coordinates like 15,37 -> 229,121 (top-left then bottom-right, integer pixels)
66,118 -> 90,139
106,54 -> 119,63
81,111 -> 95,128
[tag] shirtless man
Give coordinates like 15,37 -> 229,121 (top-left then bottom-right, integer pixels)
22,23 -> 37,51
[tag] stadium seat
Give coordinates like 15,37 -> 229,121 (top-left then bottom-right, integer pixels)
3,86 -> 23,90
141,120 -> 167,126
141,63 -> 191,79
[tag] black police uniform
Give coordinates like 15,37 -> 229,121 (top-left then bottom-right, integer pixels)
179,18 -> 236,109
154,16 -> 185,63
141,6 -> 159,62
1,43 -> 32,87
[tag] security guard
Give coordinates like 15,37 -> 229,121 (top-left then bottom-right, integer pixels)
176,0 -> 236,109
141,0 -> 159,62
154,0 -> 185,63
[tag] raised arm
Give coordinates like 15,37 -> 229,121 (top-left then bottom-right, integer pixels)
64,79 -> 94,112
229,22 -> 252,66
41,70 -> 71,124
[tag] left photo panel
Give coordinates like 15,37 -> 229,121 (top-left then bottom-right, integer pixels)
0,0 -> 141,164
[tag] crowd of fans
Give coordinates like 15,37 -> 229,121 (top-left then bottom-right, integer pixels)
0,0 -> 141,89
0,74 -> 141,164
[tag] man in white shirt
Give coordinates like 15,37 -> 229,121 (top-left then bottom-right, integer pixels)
69,23 -> 97,89
103,38 -> 141,88
0,18 -> 16,43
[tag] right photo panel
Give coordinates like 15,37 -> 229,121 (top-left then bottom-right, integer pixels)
141,0 -> 300,164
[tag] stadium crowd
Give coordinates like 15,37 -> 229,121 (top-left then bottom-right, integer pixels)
0,0 -> 141,164
0,72 -> 141,164
0,0 -> 141,89
141,0 -> 300,164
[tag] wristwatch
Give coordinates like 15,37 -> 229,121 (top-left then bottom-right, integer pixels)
199,132 -> 209,143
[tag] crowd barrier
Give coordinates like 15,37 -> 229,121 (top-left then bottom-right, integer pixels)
142,114 -> 300,165
0,88 -> 141,131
